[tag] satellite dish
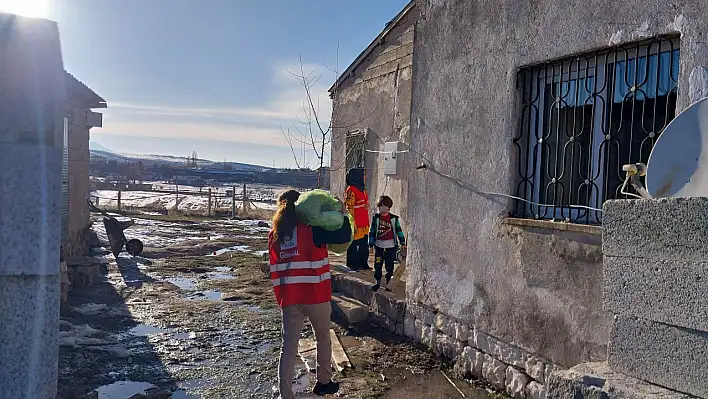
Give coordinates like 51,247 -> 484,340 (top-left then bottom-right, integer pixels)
645,96 -> 708,198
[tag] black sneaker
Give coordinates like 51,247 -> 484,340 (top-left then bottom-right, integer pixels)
371,283 -> 380,292
313,380 -> 340,395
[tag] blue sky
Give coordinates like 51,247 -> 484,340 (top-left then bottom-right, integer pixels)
42,0 -> 410,167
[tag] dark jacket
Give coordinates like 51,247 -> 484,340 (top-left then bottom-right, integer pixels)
312,218 -> 352,248
368,213 -> 405,247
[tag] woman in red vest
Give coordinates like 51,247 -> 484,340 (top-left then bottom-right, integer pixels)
268,189 -> 351,398
344,168 -> 370,270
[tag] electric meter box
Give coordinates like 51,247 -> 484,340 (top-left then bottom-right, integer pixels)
383,141 -> 401,175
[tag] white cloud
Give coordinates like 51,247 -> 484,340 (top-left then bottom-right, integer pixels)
104,60 -> 334,147
97,119 -> 288,147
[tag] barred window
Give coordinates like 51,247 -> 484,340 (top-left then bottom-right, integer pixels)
345,129 -> 367,171
512,36 -> 680,224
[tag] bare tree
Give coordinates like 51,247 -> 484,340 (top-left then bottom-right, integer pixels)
280,49 -> 341,187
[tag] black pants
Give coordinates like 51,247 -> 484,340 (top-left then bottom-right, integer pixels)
347,236 -> 369,269
373,246 -> 396,283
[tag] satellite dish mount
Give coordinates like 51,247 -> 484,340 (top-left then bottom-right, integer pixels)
621,163 -> 653,200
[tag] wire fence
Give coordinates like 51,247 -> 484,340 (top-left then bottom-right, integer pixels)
89,183 -> 279,219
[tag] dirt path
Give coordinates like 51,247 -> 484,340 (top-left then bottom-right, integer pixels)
58,214 -> 494,399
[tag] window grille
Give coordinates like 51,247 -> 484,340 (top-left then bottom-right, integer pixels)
512,36 -> 680,224
345,129 -> 367,171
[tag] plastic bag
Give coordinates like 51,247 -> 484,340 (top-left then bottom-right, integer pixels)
329,213 -> 355,255
295,189 -> 344,231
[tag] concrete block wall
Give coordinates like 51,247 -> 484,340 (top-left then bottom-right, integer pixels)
0,13 -> 65,398
65,102 -> 92,256
603,198 -> 708,398
329,4 -> 420,230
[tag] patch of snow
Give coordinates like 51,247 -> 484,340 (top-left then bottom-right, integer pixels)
72,303 -> 108,316
206,245 -> 251,257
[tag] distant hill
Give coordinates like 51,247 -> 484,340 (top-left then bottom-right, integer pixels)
89,147 -> 271,172
89,141 -> 112,152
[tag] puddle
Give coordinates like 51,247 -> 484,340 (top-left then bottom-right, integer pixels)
94,381 -> 155,398
128,324 -> 168,336
338,335 -> 361,350
214,266 -> 232,272
170,390 -> 198,399
383,368 -> 491,399
205,272 -> 235,280
165,277 -> 198,290
188,290 -> 223,301
173,332 -> 197,340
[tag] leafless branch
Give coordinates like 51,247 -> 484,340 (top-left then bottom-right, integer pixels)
280,126 -> 302,169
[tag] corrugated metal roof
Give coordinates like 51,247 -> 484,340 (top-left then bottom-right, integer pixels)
64,71 -> 107,109
329,0 -> 417,94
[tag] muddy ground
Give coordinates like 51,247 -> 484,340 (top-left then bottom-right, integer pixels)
58,214 -> 497,399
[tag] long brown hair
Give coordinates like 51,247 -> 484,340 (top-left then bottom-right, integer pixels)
272,189 -> 300,243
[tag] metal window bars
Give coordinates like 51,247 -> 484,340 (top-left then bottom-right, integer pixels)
512,36 -> 680,224
345,129 -> 367,171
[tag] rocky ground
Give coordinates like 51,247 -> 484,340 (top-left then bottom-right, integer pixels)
58,213 -> 497,398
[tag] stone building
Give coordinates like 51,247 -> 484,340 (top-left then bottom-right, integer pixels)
331,0 -> 708,397
62,72 -> 105,257
329,0 -> 419,223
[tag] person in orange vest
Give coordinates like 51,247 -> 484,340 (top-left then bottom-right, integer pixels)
344,167 -> 370,270
268,189 -> 351,398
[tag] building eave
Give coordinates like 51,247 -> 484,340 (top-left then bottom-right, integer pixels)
64,71 -> 107,109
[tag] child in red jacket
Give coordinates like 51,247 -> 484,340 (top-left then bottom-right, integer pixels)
368,195 -> 406,292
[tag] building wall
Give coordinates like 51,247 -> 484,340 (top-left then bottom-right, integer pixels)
330,6 -> 420,224
64,103 -> 93,256
407,0 -> 708,369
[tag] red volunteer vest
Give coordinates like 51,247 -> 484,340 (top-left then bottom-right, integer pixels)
268,223 -> 331,307
347,186 -> 370,228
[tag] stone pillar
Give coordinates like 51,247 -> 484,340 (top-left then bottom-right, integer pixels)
602,198 -> 708,398
0,14 -> 66,399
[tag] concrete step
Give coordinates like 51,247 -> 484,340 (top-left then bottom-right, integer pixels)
608,314 -> 708,398
330,265 -> 374,305
331,293 -> 369,326
546,362 -> 693,399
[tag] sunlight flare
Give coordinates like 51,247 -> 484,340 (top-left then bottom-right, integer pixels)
0,0 -> 49,18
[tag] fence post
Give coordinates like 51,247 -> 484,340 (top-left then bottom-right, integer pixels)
117,191 -> 122,213
242,182 -> 249,212
208,188 -> 212,217
175,184 -> 179,210
232,186 -> 236,218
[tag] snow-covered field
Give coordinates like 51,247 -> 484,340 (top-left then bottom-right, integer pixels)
91,190 -> 277,214
92,217 -> 270,249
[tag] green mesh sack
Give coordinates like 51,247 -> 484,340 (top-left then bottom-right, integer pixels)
295,189 -> 344,231
329,213 -> 355,255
